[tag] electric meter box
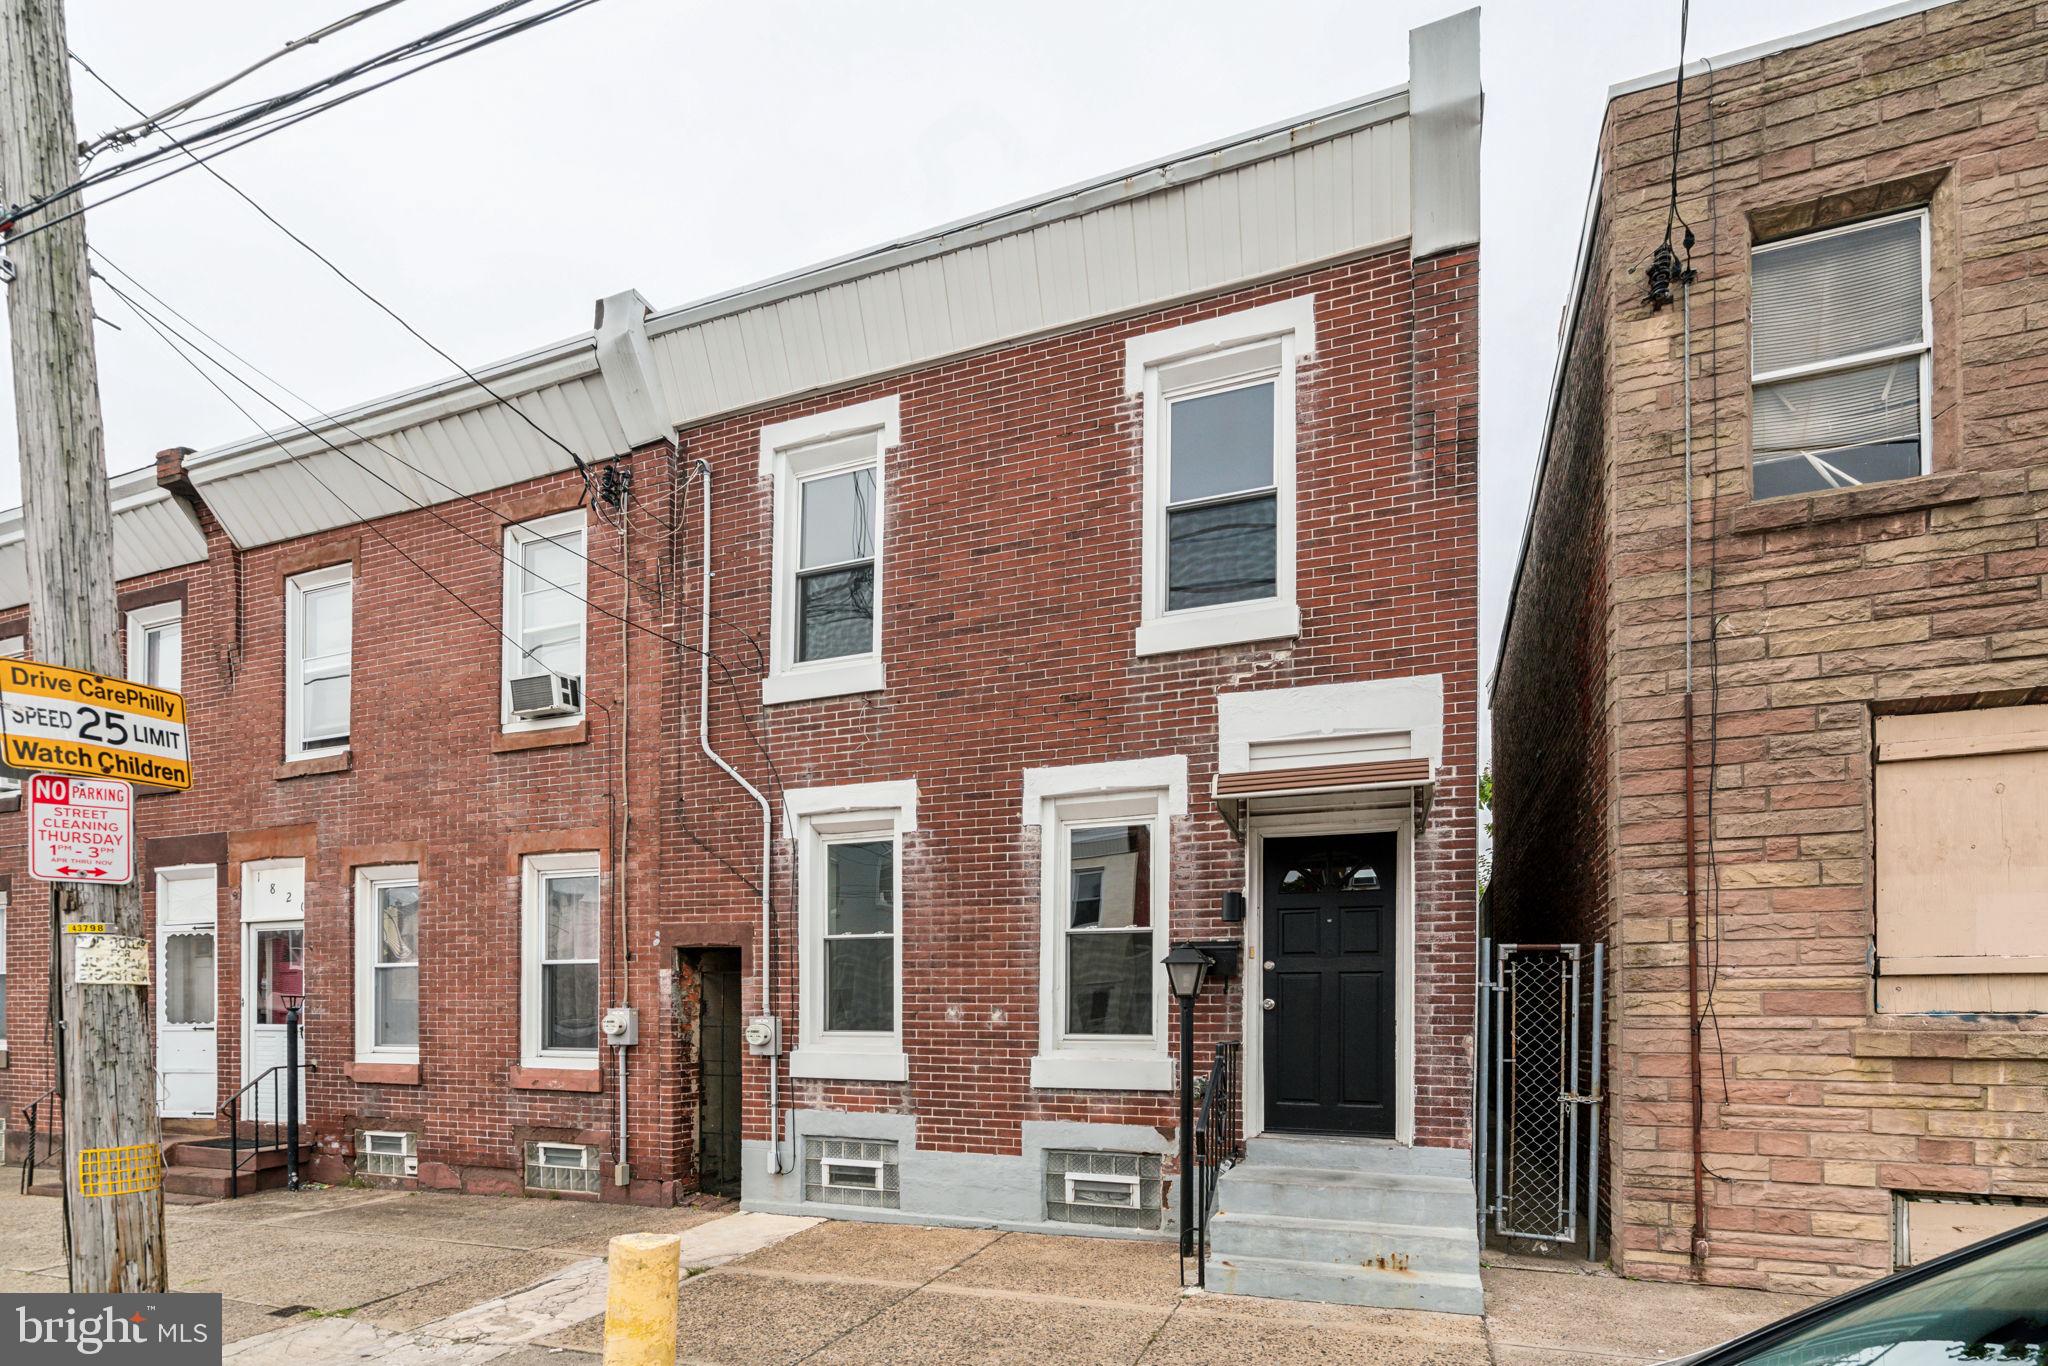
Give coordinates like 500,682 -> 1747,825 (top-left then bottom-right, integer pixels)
744,1015 -> 781,1056
600,1006 -> 639,1047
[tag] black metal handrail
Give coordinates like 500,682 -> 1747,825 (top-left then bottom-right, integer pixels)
219,1064 -> 293,1199
18,1086 -> 60,1195
1183,1039 -> 1243,1289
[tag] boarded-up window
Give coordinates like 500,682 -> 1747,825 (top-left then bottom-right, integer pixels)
1875,706 -> 2048,1014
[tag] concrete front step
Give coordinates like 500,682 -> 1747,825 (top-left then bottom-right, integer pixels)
1206,1209 -> 1480,1275
1204,1250 -> 1485,1315
1242,1135 -> 1468,1179
1215,1164 -> 1474,1227
162,1163 -> 293,1199
164,1139 -> 310,1172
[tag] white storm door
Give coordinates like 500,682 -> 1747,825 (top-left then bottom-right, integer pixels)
241,859 -> 308,1124
156,867 -> 218,1118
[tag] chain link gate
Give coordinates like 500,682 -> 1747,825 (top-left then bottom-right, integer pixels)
1478,941 -> 1604,1253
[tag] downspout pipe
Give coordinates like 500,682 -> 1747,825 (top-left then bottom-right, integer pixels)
694,459 -> 783,1175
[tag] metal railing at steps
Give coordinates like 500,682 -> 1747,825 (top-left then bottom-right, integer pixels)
18,1086 -> 60,1195
220,1064 -> 298,1200
1181,1040 -> 1243,1290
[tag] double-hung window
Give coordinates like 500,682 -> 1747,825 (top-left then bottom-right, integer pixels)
354,866 -> 419,1064
1750,210 -> 1931,499
285,564 -> 352,758
788,781 -> 915,1082
502,511 -> 586,728
1128,298 -> 1311,656
761,397 -> 898,704
521,854 -> 600,1067
1025,756 -> 1184,1091
126,601 -> 182,691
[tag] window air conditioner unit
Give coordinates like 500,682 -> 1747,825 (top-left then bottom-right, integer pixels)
509,672 -> 581,719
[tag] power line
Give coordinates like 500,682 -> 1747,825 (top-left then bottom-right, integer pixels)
99,269 -> 792,792
66,28 -> 676,536
91,249 -> 664,598
85,0 -> 412,155
1,1 -> 602,244
97,269 -> 719,674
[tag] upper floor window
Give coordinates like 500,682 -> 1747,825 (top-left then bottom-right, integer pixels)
284,564 -> 352,758
0,891 -> 9,1046
1751,210 -> 1930,500
353,865 -> 419,1064
126,601 -> 183,692
760,397 -> 898,705
1127,297 -> 1313,656
520,853 -> 601,1068
502,511 -> 586,729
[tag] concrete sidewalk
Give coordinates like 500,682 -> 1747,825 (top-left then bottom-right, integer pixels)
0,1180 -> 1815,1363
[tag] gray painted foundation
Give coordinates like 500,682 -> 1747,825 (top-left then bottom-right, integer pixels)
742,1111 -> 1181,1241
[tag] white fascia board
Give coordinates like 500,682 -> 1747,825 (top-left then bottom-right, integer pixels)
182,334 -> 601,485
0,463 -> 165,548
645,89 -> 1410,345
1609,0 -> 1955,99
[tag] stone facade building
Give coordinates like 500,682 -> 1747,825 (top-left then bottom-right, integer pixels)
1493,0 -> 2048,1295
1,12 -> 1484,1313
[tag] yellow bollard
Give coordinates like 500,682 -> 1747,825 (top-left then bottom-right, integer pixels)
602,1231 -> 683,1366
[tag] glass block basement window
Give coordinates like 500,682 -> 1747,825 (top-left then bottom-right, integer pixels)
358,1130 -> 415,1178
803,1137 -> 900,1210
524,1141 -> 600,1194
1045,1150 -> 1162,1230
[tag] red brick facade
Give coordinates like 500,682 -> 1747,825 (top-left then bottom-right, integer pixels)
0,244 -> 1479,1208
1494,0 -> 2048,1294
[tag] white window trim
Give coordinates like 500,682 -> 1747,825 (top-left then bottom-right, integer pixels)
1126,297 -> 1313,658
125,600 -> 183,690
353,864 -> 420,1066
519,852 -> 602,1070
1023,756 -> 1187,1092
0,891 -> 9,1049
0,635 -> 25,799
284,562 -> 352,760
501,509 -> 588,733
1749,208 -> 1934,495
760,396 -> 900,705
787,780 -> 916,1082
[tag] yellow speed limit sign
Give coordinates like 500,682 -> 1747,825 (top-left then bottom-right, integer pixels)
0,658 -> 190,790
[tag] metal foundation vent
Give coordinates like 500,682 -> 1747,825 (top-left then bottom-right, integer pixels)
1044,1149 -> 1162,1230
803,1137 -> 901,1210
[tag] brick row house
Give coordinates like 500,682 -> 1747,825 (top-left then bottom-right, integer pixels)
1492,0 -> 2048,1295
1,12 -> 1482,1310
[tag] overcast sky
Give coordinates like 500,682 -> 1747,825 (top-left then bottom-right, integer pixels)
4,0 -> 1894,743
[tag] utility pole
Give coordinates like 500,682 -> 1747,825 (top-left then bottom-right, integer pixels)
1,0 -> 169,1291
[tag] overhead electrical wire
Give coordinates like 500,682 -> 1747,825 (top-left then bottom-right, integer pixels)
1,0 -> 604,244
96,263 -> 791,791
84,0 -> 413,156
66,32 -> 679,537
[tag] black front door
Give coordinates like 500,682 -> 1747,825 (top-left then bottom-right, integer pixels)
1261,833 -> 1397,1136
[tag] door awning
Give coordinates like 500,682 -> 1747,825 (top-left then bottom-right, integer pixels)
1212,757 -> 1433,835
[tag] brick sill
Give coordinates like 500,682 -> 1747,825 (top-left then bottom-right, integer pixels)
493,720 -> 588,754
1726,470 -> 1983,536
345,1060 -> 422,1086
0,795 -> 16,814
509,1064 -> 602,1093
276,750 -> 352,781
